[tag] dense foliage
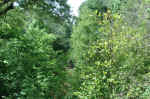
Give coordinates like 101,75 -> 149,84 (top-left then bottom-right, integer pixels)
0,0 -> 73,98
71,0 -> 150,98
0,0 -> 150,99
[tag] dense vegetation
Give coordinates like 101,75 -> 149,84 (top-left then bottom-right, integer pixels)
0,0 -> 150,99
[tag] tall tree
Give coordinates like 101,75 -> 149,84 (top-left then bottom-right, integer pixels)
0,0 -> 73,98
71,0 -> 150,98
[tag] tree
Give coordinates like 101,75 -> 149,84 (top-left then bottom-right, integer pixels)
71,0 -> 150,98
0,0 -> 73,98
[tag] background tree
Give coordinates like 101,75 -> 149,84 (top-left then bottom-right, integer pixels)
71,0 -> 150,98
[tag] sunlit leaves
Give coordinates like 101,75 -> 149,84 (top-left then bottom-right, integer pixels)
73,4 -> 150,97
